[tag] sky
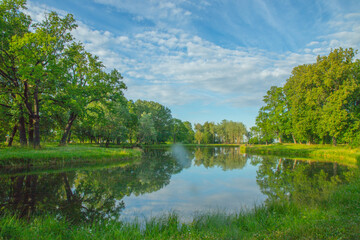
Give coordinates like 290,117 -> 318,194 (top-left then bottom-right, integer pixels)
24,0 -> 360,128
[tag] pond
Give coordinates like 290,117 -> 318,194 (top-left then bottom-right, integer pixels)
0,146 -> 352,224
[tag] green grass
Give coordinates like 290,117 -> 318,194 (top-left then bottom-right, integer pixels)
241,143 -> 360,167
0,158 -> 139,176
1,173 -> 359,239
0,144 -> 141,168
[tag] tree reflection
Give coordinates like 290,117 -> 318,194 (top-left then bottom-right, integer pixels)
193,147 -> 247,170
254,156 -> 350,205
0,149 -> 186,224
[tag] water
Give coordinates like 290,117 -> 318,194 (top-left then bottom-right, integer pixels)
0,146 -> 352,223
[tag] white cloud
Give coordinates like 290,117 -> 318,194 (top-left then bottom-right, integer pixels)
24,0 -> 360,112
315,12 -> 360,53
93,0 -> 191,26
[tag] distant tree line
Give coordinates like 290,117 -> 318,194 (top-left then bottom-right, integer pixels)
250,48 -> 360,146
194,120 -> 247,144
0,0 -> 197,147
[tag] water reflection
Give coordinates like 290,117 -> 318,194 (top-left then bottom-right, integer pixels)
0,147 -> 353,223
0,149 -> 183,223
252,156 -> 349,205
193,147 -> 247,170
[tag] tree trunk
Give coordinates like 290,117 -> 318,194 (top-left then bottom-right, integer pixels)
293,159 -> 297,169
67,130 -> 72,144
332,136 -> 337,146
276,158 -> 282,172
28,114 -> 34,146
8,123 -> 18,147
33,82 -> 41,149
19,106 -> 27,146
59,112 -> 77,146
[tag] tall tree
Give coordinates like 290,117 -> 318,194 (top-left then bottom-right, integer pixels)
53,43 -> 126,145
137,112 -> 157,144
135,100 -> 172,143
0,0 -> 31,146
8,11 -> 76,148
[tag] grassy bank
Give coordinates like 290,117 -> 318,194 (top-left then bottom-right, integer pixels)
0,144 -> 141,168
241,144 -> 360,166
1,172 -> 359,239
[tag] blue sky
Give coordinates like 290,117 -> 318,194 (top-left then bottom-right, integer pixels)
25,0 -> 360,128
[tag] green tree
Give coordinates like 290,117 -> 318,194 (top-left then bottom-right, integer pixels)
259,86 -> 288,143
8,11 -> 76,148
53,43 -> 126,145
138,112 -> 157,144
255,110 -> 274,145
0,0 -> 31,146
316,48 -> 359,145
183,121 -> 195,143
135,100 -> 172,143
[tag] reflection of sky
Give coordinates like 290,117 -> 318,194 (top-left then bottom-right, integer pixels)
120,160 -> 266,223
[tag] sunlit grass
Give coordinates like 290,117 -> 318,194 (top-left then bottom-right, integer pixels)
0,144 -> 141,167
241,143 -> 360,167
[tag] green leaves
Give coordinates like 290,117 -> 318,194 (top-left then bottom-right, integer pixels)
256,48 -> 360,145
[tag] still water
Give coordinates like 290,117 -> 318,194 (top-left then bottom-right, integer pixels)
0,146 -> 352,223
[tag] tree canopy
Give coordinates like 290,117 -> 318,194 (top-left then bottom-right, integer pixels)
252,48 -> 360,146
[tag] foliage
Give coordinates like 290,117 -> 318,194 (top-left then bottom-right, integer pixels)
0,0 -> 196,147
253,48 -> 360,146
194,120 -> 247,144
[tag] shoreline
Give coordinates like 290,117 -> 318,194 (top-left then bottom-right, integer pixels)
0,144 -> 141,168
241,143 -> 360,167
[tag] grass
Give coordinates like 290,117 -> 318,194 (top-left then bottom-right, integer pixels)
1,173 -> 359,239
0,158 -> 139,176
0,144 -> 141,168
241,143 -> 360,167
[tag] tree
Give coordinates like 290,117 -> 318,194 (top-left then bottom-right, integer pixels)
255,110 -> 274,145
255,47 -> 360,146
137,112 -> 157,144
135,100 -> 172,143
260,86 -> 288,143
5,10 -> 76,148
316,48 -> 359,145
54,43 -> 126,145
170,118 -> 189,143
183,121 -> 195,143
0,0 -> 31,146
